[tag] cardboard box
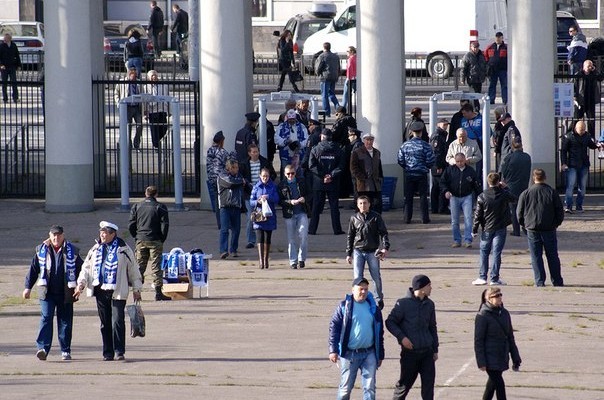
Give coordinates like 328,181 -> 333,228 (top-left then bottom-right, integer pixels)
162,282 -> 193,300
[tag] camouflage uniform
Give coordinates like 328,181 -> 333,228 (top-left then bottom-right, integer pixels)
206,144 -> 232,228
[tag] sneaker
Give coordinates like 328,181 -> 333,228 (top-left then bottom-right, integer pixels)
451,242 -> 461,248
298,261 -> 305,269
231,252 -> 239,258
103,356 -> 114,361
61,352 -> 71,361
36,349 -> 47,361
290,263 -> 298,269
463,242 -> 473,248
575,208 -> 584,213
245,242 -> 255,249
220,252 -> 229,259
490,279 -> 507,286
564,208 -> 573,214
116,354 -> 125,361
472,278 -> 488,285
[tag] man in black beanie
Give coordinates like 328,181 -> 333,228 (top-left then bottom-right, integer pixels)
386,274 -> 438,399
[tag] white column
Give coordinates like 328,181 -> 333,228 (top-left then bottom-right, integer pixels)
357,0 -> 404,207
509,0 -> 555,179
199,0 -> 252,208
44,0 -> 93,212
188,0 -> 199,81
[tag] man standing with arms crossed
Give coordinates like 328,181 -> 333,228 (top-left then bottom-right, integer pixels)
128,185 -> 171,301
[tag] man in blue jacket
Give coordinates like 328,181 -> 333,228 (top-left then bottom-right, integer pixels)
329,277 -> 385,400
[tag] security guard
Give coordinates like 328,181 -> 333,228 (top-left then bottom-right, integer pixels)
234,112 -> 260,162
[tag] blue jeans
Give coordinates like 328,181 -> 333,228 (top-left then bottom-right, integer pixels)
125,57 -> 143,78
450,194 -> 474,244
527,230 -> 564,286
341,78 -> 356,110
285,213 -> 308,264
207,180 -> 221,229
219,207 -> 241,253
564,166 -> 588,210
478,228 -> 507,281
320,80 -> 339,117
352,249 -> 383,302
245,199 -> 256,245
488,69 -> 507,104
338,349 -> 377,400
37,294 -> 74,354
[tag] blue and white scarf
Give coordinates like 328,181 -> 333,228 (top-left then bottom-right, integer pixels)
164,247 -> 186,282
37,241 -> 78,288
187,252 -> 207,287
277,122 -> 307,161
92,238 -> 120,290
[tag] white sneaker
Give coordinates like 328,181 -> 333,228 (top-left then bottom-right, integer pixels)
490,279 -> 507,286
472,278 -> 487,285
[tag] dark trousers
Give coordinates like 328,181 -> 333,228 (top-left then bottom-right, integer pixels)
404,173 -> 429,223
468,82 -> 482,110
151,32 -> 161,57
358,190 -> 382,214
277,67 -> 300,92
148,111 -> 168,148
393,348 -> 436,400
1,68 -> 18,101
309,189 -> 342,234
527,230 -> 563,287
430,174 -> 447,213
207,180 -> 221,229
508,203 -> 521,236
94,288 -> 126,359
483,369 -> 507,400
574,104 -> 596,139
127,105 -> 143,149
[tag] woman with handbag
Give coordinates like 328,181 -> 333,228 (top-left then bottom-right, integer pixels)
474,287 -> 522,400
276,30 -> 300,93
250,168 -> 280,269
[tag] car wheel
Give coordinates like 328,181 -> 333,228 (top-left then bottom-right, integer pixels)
427,54 -> 453,79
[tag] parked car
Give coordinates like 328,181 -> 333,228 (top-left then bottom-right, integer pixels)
103,21 -> 154,71
0,21 -> 44,65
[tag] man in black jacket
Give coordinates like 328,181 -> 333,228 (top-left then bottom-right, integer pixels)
472,173 -> 516,286
0,33 -> 22,103
430,118 -> 449,214
234,112 -> 260,162
147,1 -> 164,57
128,185 -> 171,300
386,274 -> 438,400
171,4 -> 188,54
499,136 -> 532,236
517,169 -> 564,287
573,60 -> 603,137
346,195 -> 389,310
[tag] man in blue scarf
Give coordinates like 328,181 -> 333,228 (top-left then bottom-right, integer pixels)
23,225 -> 84,361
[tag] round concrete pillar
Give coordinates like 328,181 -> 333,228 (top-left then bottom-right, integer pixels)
44,0 -> 94,212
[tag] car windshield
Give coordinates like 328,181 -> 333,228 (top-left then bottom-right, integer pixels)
299,20 -> 330,39
0,24 -> 40,37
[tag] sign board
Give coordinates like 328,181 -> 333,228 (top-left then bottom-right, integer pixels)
554,83 -> 574,118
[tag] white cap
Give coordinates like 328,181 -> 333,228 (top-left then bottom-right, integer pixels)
99,221 -> 119,231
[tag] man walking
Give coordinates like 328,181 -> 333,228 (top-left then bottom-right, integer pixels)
279,164 -> 310,269
573,60 -> 603,137
171,3 -> 189,55
206,131 -> 230,229
128,185 -> 171,301
484,32 -> 508,105
0,33 -> 21,103
23,225 -> 84,361
472,173 -> 516,286
445,128 -> 482,176
386,274 -> 438,400
397,121 -> 435,224
147,0 -> 164,57
329,277 -> 385,400
315,42 -> 340,117
441,153 -> 480,248
429,118 -> 450,214
351,132 -> 384,213
499,136 -> 532,236
517,169 -> 565,287
346,195 -> 390,310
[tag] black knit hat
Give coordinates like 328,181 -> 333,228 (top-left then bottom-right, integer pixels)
412,274 -> 431,291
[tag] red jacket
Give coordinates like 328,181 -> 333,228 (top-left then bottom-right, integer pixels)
484,42 -> 507,71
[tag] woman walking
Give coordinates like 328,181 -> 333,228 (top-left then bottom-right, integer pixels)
474,287 -> 522,400
250,168 -> 279,269
276,30 -> 300,93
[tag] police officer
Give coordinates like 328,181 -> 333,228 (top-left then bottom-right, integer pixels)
234,112 -> 260,162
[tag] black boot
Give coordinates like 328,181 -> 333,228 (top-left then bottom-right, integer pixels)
155,286 -> 172,301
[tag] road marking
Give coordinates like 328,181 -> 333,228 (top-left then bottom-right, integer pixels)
435,356 -> 474,399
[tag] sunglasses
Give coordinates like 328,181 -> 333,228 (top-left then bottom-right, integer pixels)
285,172 -> 295,176
489,293 -> 503,299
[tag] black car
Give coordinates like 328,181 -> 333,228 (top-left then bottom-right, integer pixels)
103,21 -> 155,71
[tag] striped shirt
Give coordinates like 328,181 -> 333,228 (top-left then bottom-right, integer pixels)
249,160 -> 261,185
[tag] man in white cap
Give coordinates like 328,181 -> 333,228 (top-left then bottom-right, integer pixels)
276,108 -> 308,178
351,131 -> 384,213
75,221 -> 142,361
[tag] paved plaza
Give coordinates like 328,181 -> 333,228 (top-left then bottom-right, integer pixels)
0,196 -> 603,399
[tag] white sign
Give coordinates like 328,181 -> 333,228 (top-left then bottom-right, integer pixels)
554,83 -> 574,118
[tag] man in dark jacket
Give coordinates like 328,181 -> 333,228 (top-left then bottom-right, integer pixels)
128,185 -> 171,300
171,3 -> 188,54
472,173 -> 517,286
560,120 -> 601,213
351,132 -> 384,213
484,31 -> 508,105
430,118 -> 450,214
494,112 -> 521,167
0,33 -> 22,103
308,129 -> 345,235
398,121 -> 435,224
346,195 -> 390,310
23,225 -> 84,361
573,60 -> 603,137
315,42 -> 340,117
517,169 -> 564,287
234,112 -> 260,163
461,41 -> 487,109
441,153 -> 480,248
147,0 -> 164,57
218,159 -> 246,259
279,164 -> 310,269
329,277 -> 385,400
386,274 -> 438,400
500,136 -> 532,236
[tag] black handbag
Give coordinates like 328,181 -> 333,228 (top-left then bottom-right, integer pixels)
291,69 -> 304,82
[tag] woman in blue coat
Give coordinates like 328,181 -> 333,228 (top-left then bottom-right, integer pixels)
250,168 -> 279,269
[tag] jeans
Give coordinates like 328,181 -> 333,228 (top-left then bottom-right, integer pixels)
320,80 -> 339,117
125,57 -> 143,78
285,213 -> 308,264
564,166 -> 588,210
207,180 -> 221,229
245,199 -> 256,245
483,369 -> 507,400
309,189 -> 342,234
404,173 -> 429,223
479,228 -> 507,281
352,249 -> 383,302
527,230 -> 564,286
450,194 -> 474,244
1,68 -> 18,101
37,294 -> 74,354
488,69 -> 507,104
94,288 -> 126,358
393,348 -> 435,400
338,349 -> 377,400
135,240 -> 164,287
219,207 -> 241,253
341,78 -> 356,110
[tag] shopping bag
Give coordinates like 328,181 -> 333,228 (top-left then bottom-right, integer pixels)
261,200 -> 273,217
251,206 -> 267,222
291,69 -> 304,82
598,149 -> 604,159
126,301 -> 146,338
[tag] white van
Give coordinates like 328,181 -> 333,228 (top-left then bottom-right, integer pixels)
302,0 -> 507,78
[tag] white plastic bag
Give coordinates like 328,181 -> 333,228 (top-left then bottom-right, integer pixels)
598,149 -> 604,159
261,200 -> 273,218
